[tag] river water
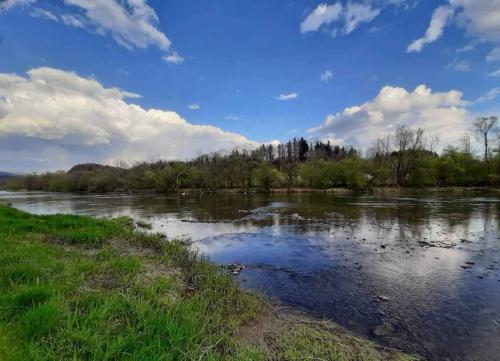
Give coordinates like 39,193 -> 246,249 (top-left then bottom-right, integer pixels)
1,191 -> 499,361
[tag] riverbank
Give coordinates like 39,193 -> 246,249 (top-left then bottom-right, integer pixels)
0,202 -> 418,361
4,186 -> 498,196
156,186 -> 500,196
270,186 -> 500,194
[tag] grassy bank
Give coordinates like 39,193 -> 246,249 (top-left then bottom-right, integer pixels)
0,202 -> 418,361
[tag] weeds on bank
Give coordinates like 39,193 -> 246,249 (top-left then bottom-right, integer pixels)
272,322 -> 417,361
0,204 -> 261,361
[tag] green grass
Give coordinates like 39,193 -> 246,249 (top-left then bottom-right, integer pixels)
0,205 -> 132,245
0,203 -> 419,361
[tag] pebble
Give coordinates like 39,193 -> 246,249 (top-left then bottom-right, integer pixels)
223,263 -> 246,275
372,323 -> 394,337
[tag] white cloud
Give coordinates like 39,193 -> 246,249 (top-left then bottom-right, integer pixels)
407,5 -> 455,53
489,69 -> 500,77
300,3 -> 343,33
456,44 -> 475,52
62,0 -> 171,51
224,115 -> 240,121
60,13 -> 85,28
308,84 -> 468,150
300,2 -> 380,36
0,67 -> 256,171
452,0 -> 500,44
486,47 -> 500,62
4,0 -> 173,55
474,87 -> 500,103
383,0 -> 418,9
320,70 -> 333,83
446,58 -> 471,71
188,104 -> 200,110
29,7 -> 57,21
163,51 -> 185,64
0,0 -> 35,11
409,0 -> 500,57
274,93 -> 298,101
343,2 -> 380,34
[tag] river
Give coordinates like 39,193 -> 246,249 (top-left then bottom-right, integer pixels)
1,191 -> 499,361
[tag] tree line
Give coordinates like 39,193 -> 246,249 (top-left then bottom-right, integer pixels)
4,117 -> 499,193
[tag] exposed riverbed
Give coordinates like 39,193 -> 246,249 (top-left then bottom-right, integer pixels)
1,191 -> 499,361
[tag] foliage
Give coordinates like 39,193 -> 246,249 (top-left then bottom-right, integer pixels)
3,123 -> 500,192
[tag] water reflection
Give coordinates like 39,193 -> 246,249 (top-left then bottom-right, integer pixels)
1,191 -> 499,361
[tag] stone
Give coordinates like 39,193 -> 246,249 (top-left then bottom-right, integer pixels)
372,323 -> 394,337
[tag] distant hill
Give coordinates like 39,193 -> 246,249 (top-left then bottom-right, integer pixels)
0,172 -> 17,184
68,163 -> 122,174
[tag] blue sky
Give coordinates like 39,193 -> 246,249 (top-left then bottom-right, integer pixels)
0,0 -> 499,171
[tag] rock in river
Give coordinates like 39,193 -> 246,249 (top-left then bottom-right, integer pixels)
222,263 -> 246,275
372,322 -> 395,337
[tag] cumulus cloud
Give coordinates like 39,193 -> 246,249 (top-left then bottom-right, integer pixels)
320,70 -> 333,83
224,115 -> 240,121
274,93 -> 298,101
301,2 -> 380,36
308,84 -> 469,150
409,0 -> 500,57
188,104 -> 200,110
407,5 -> 455,53
0,67 -> 256,171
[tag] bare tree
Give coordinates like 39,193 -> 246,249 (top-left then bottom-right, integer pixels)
495,128 -> 500,158
367,136 -> 391,163
460,133 -> 472,157
427,134 -> 440,153
392,126 -> 425,185
473,116 -> 498,172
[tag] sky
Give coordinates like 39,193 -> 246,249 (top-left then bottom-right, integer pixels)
0,0 -> 499,172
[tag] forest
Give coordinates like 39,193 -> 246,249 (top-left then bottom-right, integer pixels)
4,117 -> 499,193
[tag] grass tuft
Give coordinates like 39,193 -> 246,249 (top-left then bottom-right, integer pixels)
19,301 -> 64,339
0,285 -> 55,320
